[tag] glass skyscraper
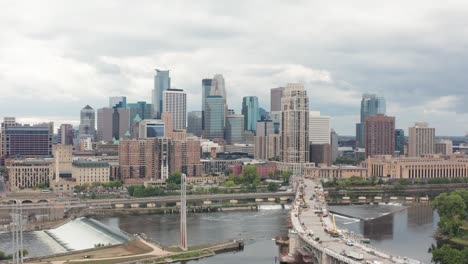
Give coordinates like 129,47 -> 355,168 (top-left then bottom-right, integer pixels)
356,94 -> 386,147
395,129 -> 405,155
204,95 -> 225,140
152,69 -> 171,118
201,78 -> 212,130
242,96 -> 260,133
225,114 -> 244,144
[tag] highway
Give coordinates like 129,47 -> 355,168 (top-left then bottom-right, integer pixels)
0,191 -> 294,210
290,178 -> 422,264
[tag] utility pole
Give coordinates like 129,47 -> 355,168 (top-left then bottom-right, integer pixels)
180,173 -> 187,251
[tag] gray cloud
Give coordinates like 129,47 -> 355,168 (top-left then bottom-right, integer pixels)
1,0 -> 468,135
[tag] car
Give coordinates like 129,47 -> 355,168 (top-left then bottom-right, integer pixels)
345,239 -> 354,246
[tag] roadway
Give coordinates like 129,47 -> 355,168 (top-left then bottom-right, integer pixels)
0,191 -> 295,210
292,178 -> 421,264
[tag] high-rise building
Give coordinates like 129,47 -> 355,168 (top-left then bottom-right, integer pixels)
408,123 -> 435,157
162,88 -> 187,130
204,95 -> 225,140
395,129 -> 406,155
201,78 -> 212,130
152,69 -> 171,118
435,140 -> 453,155
1,117 -> 54,158
225,114 -> 244,144
58,124 -> 74,145
127,101 -> 153,121
79,105 -> 96,139
270,87 -> 285,112
254,120 -> 280,160
97,107 -> 130,141
187,111 -> 202,137
356,94 -> 386,147
139,119 -> 165,138
310,144 -> 331,166
364,114 -> 395,157
281,84 -> 310,163
259,107 -> 268,121
109,96 -> 127,108
256,120 -> 275,137
242,96 -> 260,133
210,74 -> 228,126
309,111 -> 331,144
330,129 -> 338,162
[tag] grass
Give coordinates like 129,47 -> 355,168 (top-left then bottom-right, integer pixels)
166,243 -> 218,253
450,237 -> 468,247
151,250 -> 213,263
69,255 -> 154,264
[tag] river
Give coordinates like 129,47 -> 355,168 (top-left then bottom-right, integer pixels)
0,203 -> 438,263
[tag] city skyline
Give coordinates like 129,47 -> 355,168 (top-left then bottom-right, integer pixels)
2,1 -> 468,136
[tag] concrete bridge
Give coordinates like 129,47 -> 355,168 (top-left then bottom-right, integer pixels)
277,177 -> 422,264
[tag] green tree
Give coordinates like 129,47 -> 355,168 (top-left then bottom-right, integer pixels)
243,166 -> 259,184
267,182 -> 279,192
432,245 -> 467,264
281,171 -> 292,184
167,172 -> 182,185
224,180 -> 235,187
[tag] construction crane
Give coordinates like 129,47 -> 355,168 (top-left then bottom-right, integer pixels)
331,214 -> 340,237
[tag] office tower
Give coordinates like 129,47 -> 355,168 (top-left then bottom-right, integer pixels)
97,107 -> 130,141
254,120 -> 280,160
408,123 -> 435,157
152,69 -> 171,118
201,78 -> 212,130
309,111 -> 331,144
225,114 -> 244,144
53,144 -> 73,182
109,96 -> 127,108
79,105 -> 96,139
187,111 -> 202,137
435,140 -> 453,155
241,96 -> 260,133
139,119 -> 165,138
310,144 -> 332,166
163,89 -> 187,130
58,124 -> 74,145
1,117 -> 54,158
227,109 -> 235,115
204,95 -> 225,140
211,74 -> 228,126
259,107 -> 268,121
356,94 -> 386,147
281,84 -> 310,163
330,129 -> 338,162
364,114 -> 395,157
270,87 -> 285,112
395,129 -> 406,155
127,101 -> 153,121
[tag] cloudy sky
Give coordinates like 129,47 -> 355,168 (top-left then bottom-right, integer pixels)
1,0 -> 468,136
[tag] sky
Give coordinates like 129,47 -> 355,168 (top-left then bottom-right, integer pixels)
1,0 -> 468,136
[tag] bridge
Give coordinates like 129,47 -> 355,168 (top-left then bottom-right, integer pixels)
278,177 -> 422,264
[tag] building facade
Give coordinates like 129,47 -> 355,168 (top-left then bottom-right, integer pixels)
395,129 -> 405,156
204,95 -> 225,140
364,114 -> 395,157
58,124 -> 74,145
408,122 -> 435,157
152,69 -> 171,118
163,89 -> 187,130
97,107 -> 130,141
309,111 -> 331,144
187,111 -> 203,137
281,84 -> 310,163
435,140 -> 453,155
241,96 -> 259,133
6,159 -> 53,191
225,114 -> 244,144
201,78 -> 212,131
72,160 -> 110,185
139,119 -> 165,138
79,105 -> 96,139
270,87 -> 285,112
1,117 -> 54,158
356,94 -> 386,147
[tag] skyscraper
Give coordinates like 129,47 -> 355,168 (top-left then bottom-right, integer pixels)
242,96 -> 260,133
225,114 -> 244,144
395,129 -> 405,155
204,95 -> 225,140
356,94 -> 386,147
270,87 -> 285,112
364,114 -> 395,157
281,84 -> 310,163
79,105 -> 96,139
309,111 -> 331,144
97,107 -> 130,141
187,111 -> 202,137
330,129 -> 338,162
109,96 -> 127,108
163,89 -> 187,130
435,140 -> 453,155
201,78 -> 212,130
58,124 -> 74,145
210,74 -> 227,126
254,120 -> 280,160
408,122 -> 435,157
152,69 -> 171,118
139,119 -> 165,138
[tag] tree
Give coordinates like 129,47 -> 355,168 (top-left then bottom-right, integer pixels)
243,166 -> 259,184
432,244 -> 467,264
267,182 -> 279,192
167,172 -> 182,185
281,171 -> 292,184
224,180 -> 235,187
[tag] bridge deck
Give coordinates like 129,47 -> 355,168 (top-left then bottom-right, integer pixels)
291,178 -> 422,264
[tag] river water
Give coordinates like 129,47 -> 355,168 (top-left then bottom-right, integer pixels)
0,203 -> 438,263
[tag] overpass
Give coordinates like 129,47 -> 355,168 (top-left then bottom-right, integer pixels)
278,177 -> 421,264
